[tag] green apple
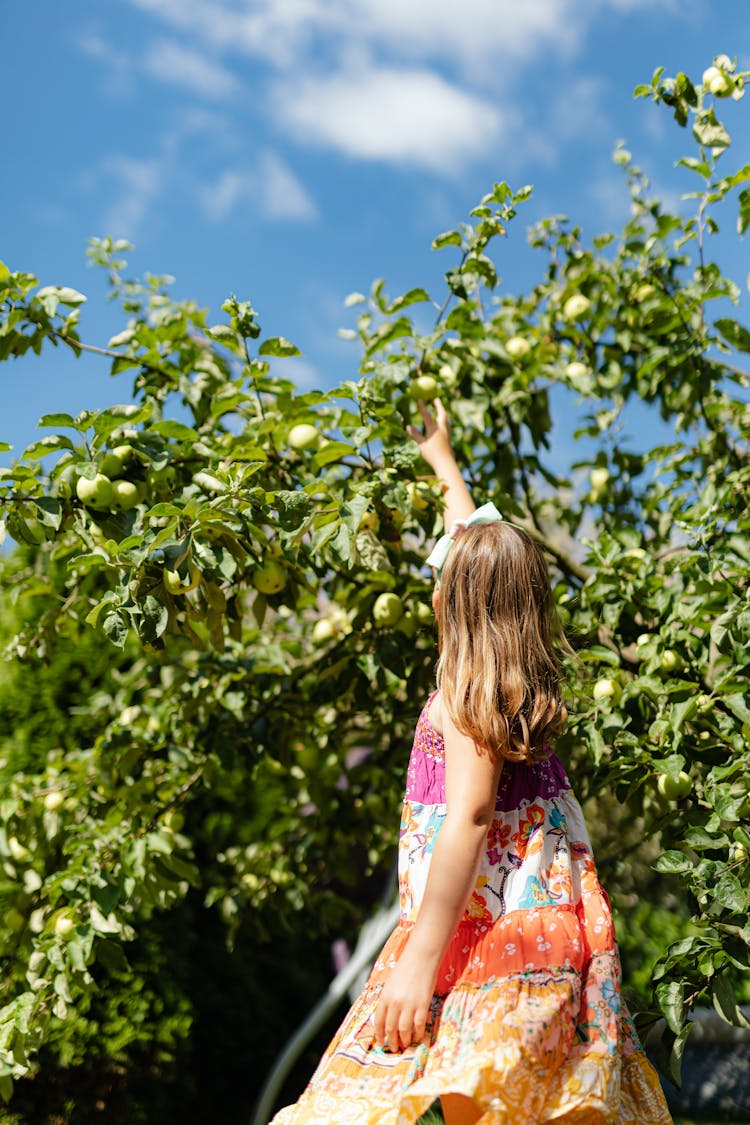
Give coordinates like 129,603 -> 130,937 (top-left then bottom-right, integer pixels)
54,462 -> 78,499
409,374 -> 439,402
505,336 -> 531,360
312,617 -> 338,644
6,907 -> 25,934
288,423 -> 320,451
372,592 -> 404,627
563,294 -> 591,321
44,791 -> 65,812
163,564 -> 200,595
657,771 -> 692,801
252,559 -> 287,595
7,836 -> 30,863
623,547 -> 646,562
100,445 -> 135,478
76,473 -> 114,509
634,284 -> 656,303
54,911 -> 76,940
396,613 -> 418,638
111,480 -> 140,510
660,649 -> 682,674
162,809 -> 185,833
708,71 -> 734,97
407,481 -> 431,511
589,467 -> 610,493
565,361 -> 589,380
413,601 -> 434,624
593,678 -> 621,704
359,509 -> 380,532
636,633 -> 652,648
731,842 -> 748,863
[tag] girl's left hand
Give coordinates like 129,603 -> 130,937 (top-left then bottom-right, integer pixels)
372,951 -> 436,1052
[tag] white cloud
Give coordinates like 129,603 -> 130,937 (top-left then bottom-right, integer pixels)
198,153 -> 317,222
259,152 -> 318,219
275,63 -> 507,172
76,29 -> 134,95
99,155 -> 164,237
124,0 -> 586,76
143,39 -> 239,99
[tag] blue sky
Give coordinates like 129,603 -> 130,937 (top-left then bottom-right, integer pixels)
3,0 -> 749,468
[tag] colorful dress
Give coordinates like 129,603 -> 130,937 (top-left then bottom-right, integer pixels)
271,694 -> 673,1125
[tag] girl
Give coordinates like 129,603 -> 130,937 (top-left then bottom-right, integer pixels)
271,400 -> 672,1125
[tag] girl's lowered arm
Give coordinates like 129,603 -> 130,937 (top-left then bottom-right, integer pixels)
372,709 -> 502,1052
407,399 -> 475,533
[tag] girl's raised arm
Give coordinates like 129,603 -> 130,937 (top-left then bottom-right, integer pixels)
407,399 -> 475,533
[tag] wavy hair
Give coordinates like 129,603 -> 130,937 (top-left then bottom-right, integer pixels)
435,522 -> 570,763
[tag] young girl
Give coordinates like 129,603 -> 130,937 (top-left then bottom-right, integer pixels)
271,401 -> 673,1125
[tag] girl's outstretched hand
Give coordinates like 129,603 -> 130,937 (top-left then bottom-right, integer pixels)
406,399 -> 455,472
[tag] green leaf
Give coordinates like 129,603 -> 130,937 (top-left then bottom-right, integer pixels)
653,850 -> 693,875
258,337 -> 301,358
684,827 -> 728,850
432,230 -> 462,250
656,979 -> 686,1034
577,645 -> 621,666
54,286 -> 87,307
714,871 -> 746,913
712,972 -> 750,1026
387,287 -> 430,313
22,435 -> 75,458
692,109 -> 731,152
313,441 -> 354,468
738,188 -> 750,237
715,318 -> 750,353
38,413 -> 78,429
140,596 -> 169,644
31,498 -> 62,530
150,420 -> 198,441
723,693 -> 750,725
103,612 -> 129,649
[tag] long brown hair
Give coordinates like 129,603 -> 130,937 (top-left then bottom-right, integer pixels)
435,522 -> 569,763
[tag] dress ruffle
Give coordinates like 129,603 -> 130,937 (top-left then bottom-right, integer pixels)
272,913 -> 671,1125
270,697 -> 672,1124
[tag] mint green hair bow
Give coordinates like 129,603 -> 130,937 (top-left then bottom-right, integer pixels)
425,501 -> 508,580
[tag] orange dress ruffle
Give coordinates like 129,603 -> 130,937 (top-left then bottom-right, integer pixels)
271,696 -> 673,1125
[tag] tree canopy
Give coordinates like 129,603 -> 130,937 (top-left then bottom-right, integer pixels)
0,57 -> 748,1115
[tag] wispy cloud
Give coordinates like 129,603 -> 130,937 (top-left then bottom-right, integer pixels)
275,62 -> 507,173
98,155 -> 164,237
92,0 -> 680,179
142,39 -> 239,99
123,0 -> 586,77
198,152 -> 317,222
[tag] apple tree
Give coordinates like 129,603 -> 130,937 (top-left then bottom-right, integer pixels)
0,54 -> 748,1105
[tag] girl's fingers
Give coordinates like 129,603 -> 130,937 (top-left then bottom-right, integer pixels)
385,1014 -> 401,1052
373,1002 -> 387,1046
417,399 -> 435,427
398,1012 -> 414,1050
405,423 -> 422,443
413,1007 -> 428,1043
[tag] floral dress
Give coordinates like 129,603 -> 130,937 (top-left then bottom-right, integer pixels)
271,694 -> 673,1125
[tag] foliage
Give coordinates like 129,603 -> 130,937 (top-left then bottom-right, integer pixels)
0,55 -> 748,1108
